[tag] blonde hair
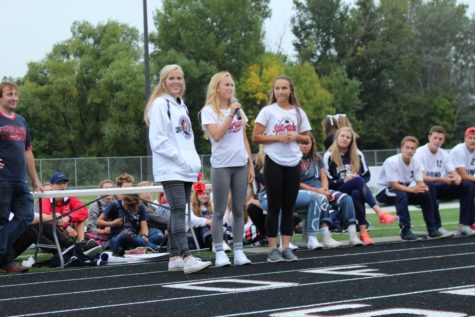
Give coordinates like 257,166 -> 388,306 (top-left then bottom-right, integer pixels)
204,72 -> 234,120
328,127 -> 360,174
144,64 -> 185,126
191,188 -> 213,217
255,144 -> 266,172
201,71 -> 247,139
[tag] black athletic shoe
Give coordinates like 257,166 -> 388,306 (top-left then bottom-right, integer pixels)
401,230 -> 419,241
78,239 -> 99,253
428,229 -> 443,238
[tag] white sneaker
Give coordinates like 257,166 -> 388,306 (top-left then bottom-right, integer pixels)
307,236 -> 323,250
184,256 -> 212,274
348,234 -> 363,246
168,257 -> 185,272
233,250 -> 251,265
215,251 -> 231,267
457,226 -> 475,236
322,236 -> 343,249
438,227 -> 454,238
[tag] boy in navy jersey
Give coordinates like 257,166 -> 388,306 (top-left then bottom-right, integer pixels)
0,82 -> 43,273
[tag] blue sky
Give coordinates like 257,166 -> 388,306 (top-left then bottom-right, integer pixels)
1,0 -> 473,79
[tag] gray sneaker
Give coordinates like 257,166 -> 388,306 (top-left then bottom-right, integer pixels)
267,248 -> 284,263
281,248 -> 299,262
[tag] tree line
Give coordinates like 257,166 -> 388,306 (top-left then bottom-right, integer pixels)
5,0 -> 475,158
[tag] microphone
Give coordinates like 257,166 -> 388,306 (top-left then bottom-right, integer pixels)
232,97 -> 242,120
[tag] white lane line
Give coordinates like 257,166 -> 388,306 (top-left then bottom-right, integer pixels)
4,265 -> 475,316
216,284 -> 475,317
1,251 -> 474,302
2,240 -> 474,288
163,279 -> 299,293
442,287 -> 475,296
301,265 -> 387,277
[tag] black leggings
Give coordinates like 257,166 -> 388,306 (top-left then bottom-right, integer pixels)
247,203 -> 266,236
264,156 -> 300,237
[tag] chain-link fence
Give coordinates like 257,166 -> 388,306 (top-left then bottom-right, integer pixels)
36,149 -> 401,189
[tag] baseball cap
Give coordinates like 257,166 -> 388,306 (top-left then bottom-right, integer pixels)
50,171 -> 69,184
465,127 -> 475,136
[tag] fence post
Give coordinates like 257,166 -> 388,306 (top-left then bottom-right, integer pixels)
74,158 -> 78,188
140,156 -> 143,181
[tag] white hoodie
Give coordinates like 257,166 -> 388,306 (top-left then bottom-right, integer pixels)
148,94 -> 201,182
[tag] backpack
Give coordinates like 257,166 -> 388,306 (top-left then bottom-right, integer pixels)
49,245 -> 108,268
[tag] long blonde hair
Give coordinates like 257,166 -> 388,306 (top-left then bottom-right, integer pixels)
328,127 -> 360,174
255,144 -> 266,173
144,64 -> 185,127
201,71 -> 247,138
204,72 -> 234,120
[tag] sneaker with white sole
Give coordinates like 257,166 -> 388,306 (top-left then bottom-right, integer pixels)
184,257 -> 212,274
279,241 -> 298,252
457,226 -> 475,236
267,248 -> 284,263
322,237 -> 343,249
307,236 -> 323,250
438,227 -> 454,238
233,250 -> 251,265
348,234 -> 363,246
215,251 -> 231,267
168,257 -> 185,272
281,248 -> 299,262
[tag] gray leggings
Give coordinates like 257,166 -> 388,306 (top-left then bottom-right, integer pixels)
211,165 -> 248,252
162,181 -> 192,258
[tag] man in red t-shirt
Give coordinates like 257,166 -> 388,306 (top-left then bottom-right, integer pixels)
41,172 -> 88,241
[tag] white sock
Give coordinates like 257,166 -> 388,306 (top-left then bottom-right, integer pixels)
321,226 -> 330,239
348,224 -> 357,235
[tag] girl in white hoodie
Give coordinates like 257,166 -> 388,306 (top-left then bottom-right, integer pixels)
144,64 -> 211,274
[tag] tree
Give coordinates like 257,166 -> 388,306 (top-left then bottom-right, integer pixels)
446,2 -> 475,140
152,0 -> 270,79
292,0 -> 351,75
20,21 -> 146,157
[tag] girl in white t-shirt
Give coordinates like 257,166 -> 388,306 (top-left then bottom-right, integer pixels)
144,64 -> 211,274
200,72 -> 254,267
252,75 -> 311,263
